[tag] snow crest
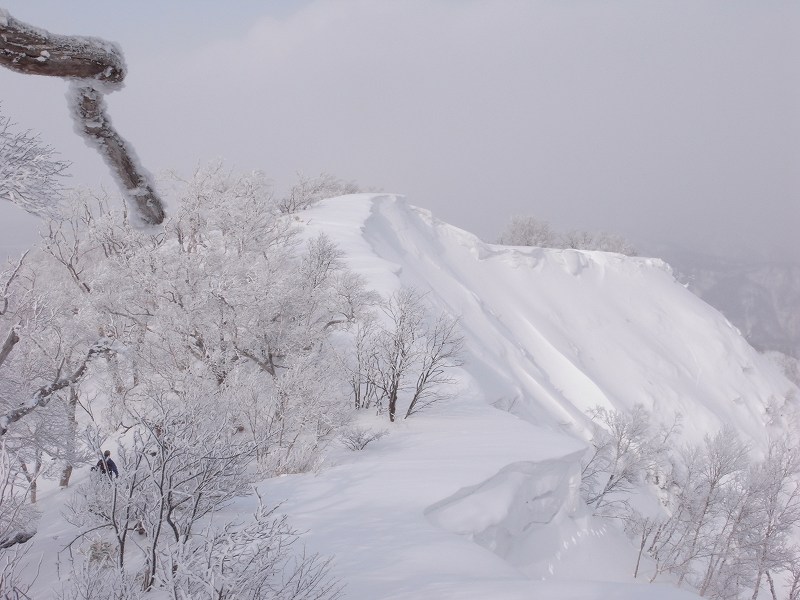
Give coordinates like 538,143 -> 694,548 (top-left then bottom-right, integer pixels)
426,456 -> 582,564
306,194 -> 794,446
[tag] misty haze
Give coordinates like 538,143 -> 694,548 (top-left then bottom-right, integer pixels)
1,2 -> 798,599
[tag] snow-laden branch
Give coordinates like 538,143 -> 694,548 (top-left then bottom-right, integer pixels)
0,250 -> 28,316
67,84 -> 165,225
0,9 -> 124,82
0,338 -> 113,436
0,10 -> 166,225
0,113 -> 70,217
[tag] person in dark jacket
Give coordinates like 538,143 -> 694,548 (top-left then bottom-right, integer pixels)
95,450 -> 119,479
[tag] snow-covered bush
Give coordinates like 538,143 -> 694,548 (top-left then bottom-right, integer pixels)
340,425 -> 387,451
497,215 -> 557,247
498,214 -> 637,255
278,172 -> 360,214
158,502 -> 343,600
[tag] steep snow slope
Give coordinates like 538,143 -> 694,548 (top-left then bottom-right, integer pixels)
270,194 -> 797,598
305,194 -> 793,444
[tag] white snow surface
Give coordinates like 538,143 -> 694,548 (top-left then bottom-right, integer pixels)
26,193 -> 796,598
303,195 -> 790,445
281,194 -> 792,598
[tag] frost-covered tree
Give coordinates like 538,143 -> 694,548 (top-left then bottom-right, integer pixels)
580,404 -> 674,514
375,288 -> 426,422
0,232 -> 110,504
497,215 -> 557,247
335,314 -> 382,411
19,166 -> 356,597
0,164 -> 369,576
278,172 -> 360,214
343,287 -> 464,422
584,404 -> 800,598
0,108 -> 70,218
748,441 -> 800,600
497,214 -> 637,255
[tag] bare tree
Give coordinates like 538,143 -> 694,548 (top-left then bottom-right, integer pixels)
375,288 -> 425,422
0,108 -> 70,218
278,172 -> 360,214
624,511 -> 663,579
404,313 -> 464,419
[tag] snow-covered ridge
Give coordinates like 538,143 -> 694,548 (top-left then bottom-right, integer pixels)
19,190 -> 789,599
268,193 -> 797,598
304,194 -> 794,445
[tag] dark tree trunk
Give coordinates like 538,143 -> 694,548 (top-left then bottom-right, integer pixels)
59,386 -> 80,488
0,11 -> 166,225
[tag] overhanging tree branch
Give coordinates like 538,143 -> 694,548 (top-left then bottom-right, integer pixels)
67,83 -> 165,226
0,250 -> 28,316
0,338 -> 113,436
0,11 -> 124,81
0,9 -> 166,225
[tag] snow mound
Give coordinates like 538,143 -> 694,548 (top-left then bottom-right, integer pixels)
425,456 -> 581,562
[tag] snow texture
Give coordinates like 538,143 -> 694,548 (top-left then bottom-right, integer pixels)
22,193 -> 796,599
257,194 -> 792,598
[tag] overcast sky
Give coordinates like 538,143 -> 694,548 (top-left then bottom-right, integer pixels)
1,0 -> 798,263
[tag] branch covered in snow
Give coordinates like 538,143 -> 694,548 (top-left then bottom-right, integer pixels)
68,84 -> 165,225
0,250 -> 28,317
0,338 -> 113,436
0,112 -> 69,217
0,11 -> 166,225
0,11 -> 124,83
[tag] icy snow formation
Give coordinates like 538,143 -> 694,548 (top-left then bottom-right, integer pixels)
425,457 -> 582,561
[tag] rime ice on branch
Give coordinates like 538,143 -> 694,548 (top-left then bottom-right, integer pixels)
0,9 -> 166,225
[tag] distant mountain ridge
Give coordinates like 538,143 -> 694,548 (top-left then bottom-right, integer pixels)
662,250 -> 800,359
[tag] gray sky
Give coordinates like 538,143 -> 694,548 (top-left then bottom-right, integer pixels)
1,0 -> 798,263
